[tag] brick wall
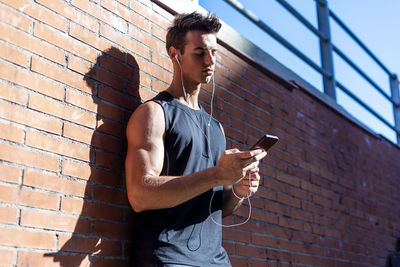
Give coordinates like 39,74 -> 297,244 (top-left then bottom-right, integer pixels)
0,0 -> 399,266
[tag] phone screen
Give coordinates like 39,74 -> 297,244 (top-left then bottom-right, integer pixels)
250,134 -> 279,151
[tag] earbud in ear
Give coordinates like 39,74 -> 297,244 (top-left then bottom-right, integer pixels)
174,54 -> 179,63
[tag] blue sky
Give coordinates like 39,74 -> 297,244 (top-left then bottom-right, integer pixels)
199,0 -> 400,143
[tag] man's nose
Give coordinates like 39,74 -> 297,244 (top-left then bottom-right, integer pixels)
204,50 -> 215,66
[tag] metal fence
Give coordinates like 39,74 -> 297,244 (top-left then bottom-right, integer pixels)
220,0 -> 400,144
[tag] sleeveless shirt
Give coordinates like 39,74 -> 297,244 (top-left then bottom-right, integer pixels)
130,91 -> 231,266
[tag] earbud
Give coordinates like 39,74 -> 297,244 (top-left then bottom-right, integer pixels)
174,54 -> 179,63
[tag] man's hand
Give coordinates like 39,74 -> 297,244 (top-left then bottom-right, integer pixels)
232,168 -> 261,198
216,148 -> 267,187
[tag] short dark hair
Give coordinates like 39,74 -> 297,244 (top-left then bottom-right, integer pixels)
166,12 -> 221,54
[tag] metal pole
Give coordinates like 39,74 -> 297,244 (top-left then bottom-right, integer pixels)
316,0 -> 336,100
390,74 -> 400,143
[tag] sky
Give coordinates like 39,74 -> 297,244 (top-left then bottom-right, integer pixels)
199,0 -> 400,143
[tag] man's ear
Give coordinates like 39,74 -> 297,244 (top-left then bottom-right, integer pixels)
169,47 -> 182,62
169,47 -> 178,61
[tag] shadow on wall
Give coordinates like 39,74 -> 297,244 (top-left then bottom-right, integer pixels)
386,237 -> 400,267
44,47 -> 142,266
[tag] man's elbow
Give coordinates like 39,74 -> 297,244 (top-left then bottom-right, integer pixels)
128,192 -> 146,213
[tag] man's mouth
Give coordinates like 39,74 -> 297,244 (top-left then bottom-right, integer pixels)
203,68 -> 213,75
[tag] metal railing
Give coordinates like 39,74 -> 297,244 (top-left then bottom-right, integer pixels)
221,0 -> 400,144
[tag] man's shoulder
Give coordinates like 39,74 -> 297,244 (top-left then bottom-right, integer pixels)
134,100 -> 164,118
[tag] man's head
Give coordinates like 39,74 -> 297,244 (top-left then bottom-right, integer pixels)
166,12 -> 221,55
166,12 -> 222,85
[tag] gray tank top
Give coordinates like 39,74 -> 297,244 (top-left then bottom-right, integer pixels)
130,91 -> 231,266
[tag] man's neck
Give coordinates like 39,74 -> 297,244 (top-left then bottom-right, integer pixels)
167,79 -> 201,110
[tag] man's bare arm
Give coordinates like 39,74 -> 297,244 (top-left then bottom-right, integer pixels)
125,101 -> 219,212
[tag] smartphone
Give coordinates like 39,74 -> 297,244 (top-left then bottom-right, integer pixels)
250,134 -> 279,151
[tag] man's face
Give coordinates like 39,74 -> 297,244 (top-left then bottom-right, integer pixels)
178,30 -> 217,85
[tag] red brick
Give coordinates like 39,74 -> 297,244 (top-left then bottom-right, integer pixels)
0,121 -> 24,143
0,184 -> 58,210
223,228 -> 251,244
0,143 -> 59,172
58,234 -> 121,256
129,0 -> 171,29
0,3 -> 31,32
264,248 -> 292,262
236,243 -> 267,258
129,26 -> 166,55
61,197 -> 123,222
101,0 -> 150,31
0,248 -> 14,266
96,117 -> 125,138
0,163 -> 20,184
63,122 -> 93,144
0,41 -> 29,67
20,209 -> 91,233
276,171 -> 300,187
229,257 -> 250,267
98,85 -> 137,110
0,22 -> 64,64
100,24 -> 149,58
252,233 -> 280,248
151,51 -> 172,72
2,0 -> 67,32
17,251 -> 89,267
61,160 -> 91,180
29,55 -> 86,94
34,22 -> 97,62
28,92 -> 96,129
72,0 -> 126,32
23,169 -> 88,197
0,206 -> 18,224
278,215 -> 303,231
152,24 -> 167,42
66,88 -> 97,113
0,61 -> 64,100
277,192 -> 301,208
115,0 -> 127,5
25,130 -> 90,162
62,160 -> 121,187
0,227 -> 55,249
0,82 -> 27,105
137,73 -> 152,89
67,55 -> 125,91
93,221 -> 131,239
0,101 -> 61,134
91,130 -> 124,154
152,79 -> 168,93
95,150 -> 123,171
94,185 -> 129,206
99,54 -> 138,82
36,0 -> 97,32
135,56 -> 172,84
69,22 -> 112,53
95,102 -> 124,124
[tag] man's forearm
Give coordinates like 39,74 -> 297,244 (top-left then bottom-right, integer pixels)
127,166 -> 223,213
222,185 -> 244,217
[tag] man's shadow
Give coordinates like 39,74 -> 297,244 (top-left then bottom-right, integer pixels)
45,47 -> 141,266
386,237 -> 400,267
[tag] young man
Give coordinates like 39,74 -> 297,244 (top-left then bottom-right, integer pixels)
125,12 -> 267,266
